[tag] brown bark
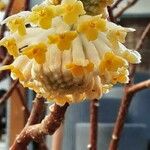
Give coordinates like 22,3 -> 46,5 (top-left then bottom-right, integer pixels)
109,80 -> 150,150
10,101 -> 69,150
88,99 -> 99,150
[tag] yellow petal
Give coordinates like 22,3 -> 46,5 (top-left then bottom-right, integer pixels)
48,31 -> 77,51
22,43 -> 47,64
0,38 -> 19,57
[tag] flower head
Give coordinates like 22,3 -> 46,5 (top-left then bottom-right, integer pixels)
77,15 -> 107,41
60,0 -> 85,25
0,37 -> 19,57
22,43 -> 47,64
0,0 -> 141,105
27,5 -> 56,29
48,31 -> 77,51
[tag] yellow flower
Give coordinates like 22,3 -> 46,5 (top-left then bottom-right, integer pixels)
107,29 -> 127,47
99,51 -> 127,73
66,62 -> 94,76
111,68 -> 129,84
0,65 -> 25,81
48,31 -> 77,51
22,43 -> 47,64
7,17 -> 26,36
77,15 -> 106,41
27,5 -> 56,29
0,38 -> 19,57
61,0 -> 85,25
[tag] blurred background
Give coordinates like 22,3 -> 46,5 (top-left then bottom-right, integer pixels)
0,0 -> 150,149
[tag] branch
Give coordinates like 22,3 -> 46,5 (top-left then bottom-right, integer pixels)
24,0 -> 30,11
15,87 -> 30,120
111,0 -> 123,9
129,23 -> 150,80
114,0 -> 138,19
0,80 -> 19,104
88,99 -> 99,150
128,79 -> 150,94
107,6 -> 116,22
0,55 -> 13,81
10,101 -> 69,150
109,80 -> 150,150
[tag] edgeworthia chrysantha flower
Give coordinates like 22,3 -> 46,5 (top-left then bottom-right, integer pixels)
0,0 -> 141,105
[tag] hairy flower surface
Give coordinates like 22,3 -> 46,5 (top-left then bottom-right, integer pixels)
0,0 -> 141,105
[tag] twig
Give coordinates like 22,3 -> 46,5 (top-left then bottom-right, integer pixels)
114,0 -> 138,19
88,99 -> 99,150
10,101 -> 69,150
107,6 -> 116,22
10,95 -> 47,150
128,80 -> 150,93
0,80 -> 19,104
109,80 -> 150,150
24,0 -> 30,11
0,55 -> 13,81
15,87 -> 30,120
109,23 -> 150,150
26,95 -> 46,126
130,23 -> 150,81
111,0 -> 123,9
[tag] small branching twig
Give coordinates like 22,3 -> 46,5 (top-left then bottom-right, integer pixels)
130,23 -> 150,81
24,0 -> 30,11
10,95 -> 47,150
0,80 -> 19,104
15,87 -> 30,120
111,0 -> 123,9
109,80 -> 150,150
107,6 -> 116,22
88,99 -> 99,150
0,79 -> 30,120
109,23 -> 150,150
10,99 -> 69,150
114,0 -> 138,19
0,55 -> 13,81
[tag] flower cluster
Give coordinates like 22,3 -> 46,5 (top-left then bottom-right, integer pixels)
0,0 -> 141,105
